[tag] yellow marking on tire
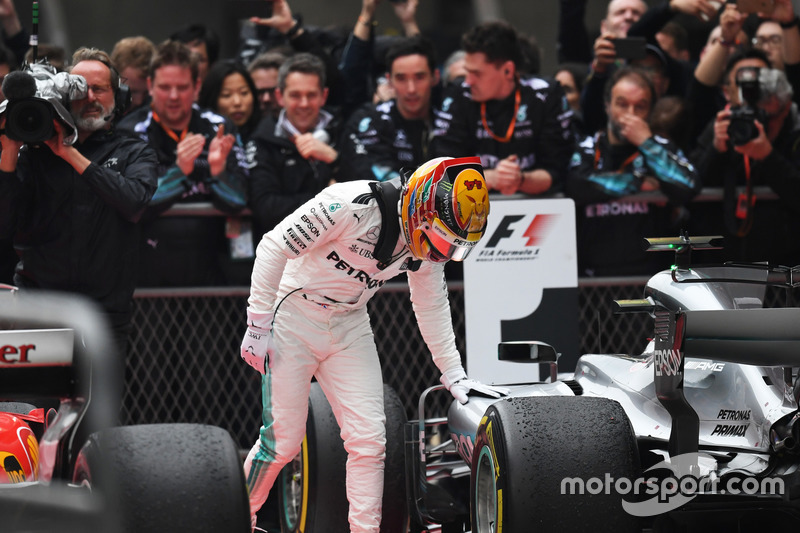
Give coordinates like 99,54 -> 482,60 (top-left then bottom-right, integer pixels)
300,435 -> 310,531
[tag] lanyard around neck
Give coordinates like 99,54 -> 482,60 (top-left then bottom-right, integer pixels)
736,155 -> 754,237
593,144 -> 639,172
152,110 -> 188,143
481,88 -> 520,143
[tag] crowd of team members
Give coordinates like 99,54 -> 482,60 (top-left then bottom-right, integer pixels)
3,0 -> 800,292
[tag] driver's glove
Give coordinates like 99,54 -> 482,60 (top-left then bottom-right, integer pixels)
240,309 -> 276,374
440,367 -> 511,404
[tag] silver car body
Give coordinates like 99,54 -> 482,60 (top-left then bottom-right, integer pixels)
445,265 -> 795,480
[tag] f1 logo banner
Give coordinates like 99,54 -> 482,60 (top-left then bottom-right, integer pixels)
463,198 -> 578,384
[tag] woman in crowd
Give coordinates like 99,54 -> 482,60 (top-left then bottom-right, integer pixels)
198,59 -> 263,143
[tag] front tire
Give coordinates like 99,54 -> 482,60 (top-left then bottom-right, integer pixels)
73,423 -> 250,533
470,396 -> 641,533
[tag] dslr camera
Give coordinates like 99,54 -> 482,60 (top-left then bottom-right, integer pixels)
727,66 -> 767,146
0,61 -> 88,145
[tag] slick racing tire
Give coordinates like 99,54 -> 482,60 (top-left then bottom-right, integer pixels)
73,423 -> 250,533
470,396 -> 641,533
278,382 -> 408,533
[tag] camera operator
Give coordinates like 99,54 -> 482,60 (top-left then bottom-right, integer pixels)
0,47 -> 158,357
689,48 -> 800,265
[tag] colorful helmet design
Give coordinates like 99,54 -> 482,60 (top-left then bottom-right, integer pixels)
0,412 -> 39,483
400,156 -> 489,262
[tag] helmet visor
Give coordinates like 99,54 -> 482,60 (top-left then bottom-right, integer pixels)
425,218 -> 482,262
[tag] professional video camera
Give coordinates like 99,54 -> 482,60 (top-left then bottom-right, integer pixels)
0,61 -> 88,145
727,66 -> 767,146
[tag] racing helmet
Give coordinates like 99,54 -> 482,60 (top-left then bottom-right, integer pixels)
400,156 -> 489,262
0,412 -> 39,483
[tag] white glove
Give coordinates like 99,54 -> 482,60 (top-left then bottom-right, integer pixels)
440,367 -> 511,404
240,309 -> 276,374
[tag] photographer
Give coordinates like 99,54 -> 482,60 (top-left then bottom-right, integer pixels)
689,48 -> 800,265
0,48 -> 158,355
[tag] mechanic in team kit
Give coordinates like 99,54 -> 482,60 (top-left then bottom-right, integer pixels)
117,39 -> 248,287
567,67 -> 700,276
567,66 -> 699,277
239,156 -> 505,532
338,34 -> 440,183
430,20 -> 574,196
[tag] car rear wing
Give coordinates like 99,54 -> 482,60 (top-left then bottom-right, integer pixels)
0,328 -> 75,398
644,234 -> 724,270
645,234 -> 800,289
681,308 -> 800,366
648,306 -> 800,458
0,288 -> 123,530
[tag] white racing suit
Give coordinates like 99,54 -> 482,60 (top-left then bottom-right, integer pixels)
243,180 -> 463,532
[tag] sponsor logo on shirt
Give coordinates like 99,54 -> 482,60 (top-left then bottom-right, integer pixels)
326,251 -> 386,289
299,215 -> 320,238
312,203 -> 336,228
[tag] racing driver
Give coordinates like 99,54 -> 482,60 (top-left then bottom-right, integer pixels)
240,156 -> 506,532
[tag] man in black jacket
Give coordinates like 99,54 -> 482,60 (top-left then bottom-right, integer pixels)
247,52 -> 339,243
338,35 -> 439,183
430,21 -> 574,196
0,47 -> 158,353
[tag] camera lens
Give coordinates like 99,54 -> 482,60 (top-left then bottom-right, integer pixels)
727,108 -> 758,146
5,98 -> 55,143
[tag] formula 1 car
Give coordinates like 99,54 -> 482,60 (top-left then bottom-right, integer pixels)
403,235 -> 800,532
274,235 -> 800,532
0,286 -> 251,533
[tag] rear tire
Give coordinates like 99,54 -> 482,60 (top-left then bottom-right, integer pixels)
73,423 -> 250,533
278,382 -> 408,533
278,382 -> 348,533
470,396 -> 641,533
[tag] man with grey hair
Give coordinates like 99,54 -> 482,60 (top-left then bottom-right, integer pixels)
246,52 -> 339,241
689,49 -> 800,265
0,47 -> 158,355
442,49 -> 467,85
